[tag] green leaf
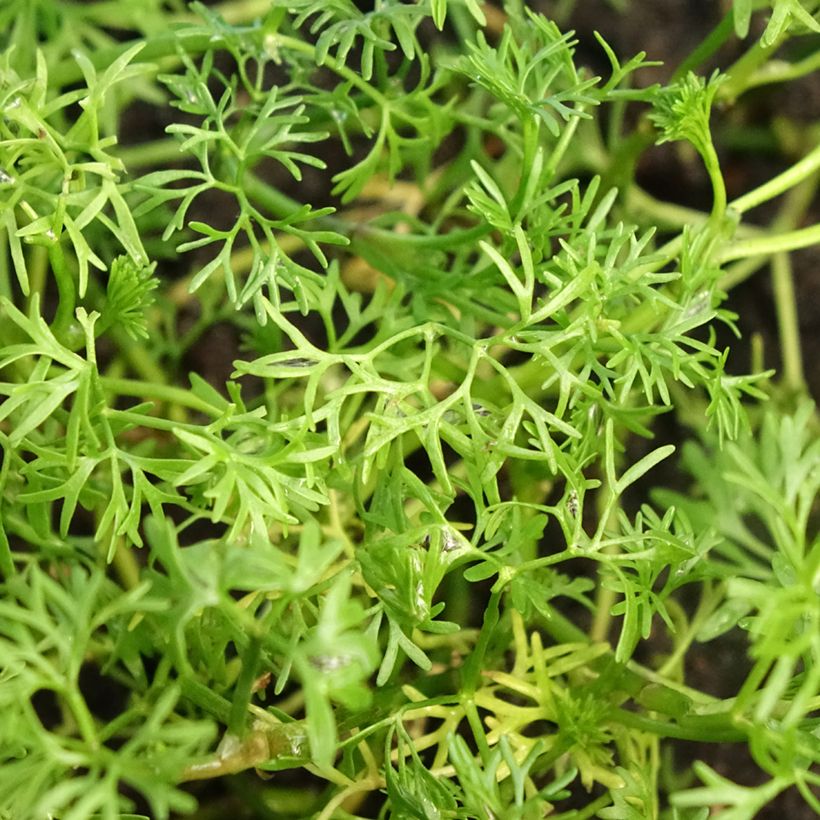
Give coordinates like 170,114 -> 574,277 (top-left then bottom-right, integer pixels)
103,255 -> 158,340
616,444 -> 676,495
733,0 -> 754,37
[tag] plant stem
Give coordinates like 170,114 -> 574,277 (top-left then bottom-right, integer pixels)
514,549 -> 573,578
717,223 -> 820,263
461,587 -> 501,695
229,636 -> 263,736
65,687 -> 100,750
116,138 -> 184,170
770,252 -> 805,393
462,698 -> 492,761
107,410 -> 185,433
672,7 -> 736,81
590,479 -> 620,644
180,676 -> 233,724
242,171 -> 336,227
657,583 -> 723,679
53,31 -> 235,87
552,793 -> 613,820
744,49 -> 820,91
730,142 -> 820,214
108,329 -> 191,422
214,0 -> 280,23
355,221 -> 492,251
111,541 -> 141,590
510,114 -> 539,214
101,377 -> 222,416
49,241 -> 76,340
626,186 -> 712,229
703,139 -> 727,224
543,107 -> 584,181
719,28 -> 784,103
720,175 -> 818,290
0,436 -> 13,577
613,707 -> 745,742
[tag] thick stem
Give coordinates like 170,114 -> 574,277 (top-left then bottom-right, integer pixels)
590,470 -> 621,644
460,587 -> 501,695
717,223 -> 820,263
101,377 -> 223,417
672,7 -> 735,81
719,29 -> 784,103
731,142 -> 820,215
48,241 -> 76,340
720,176 -> 818,289
111,541 -> 141,590
702,139 -> 727,224
771,252 -> 806,393
612,707 -> 745,742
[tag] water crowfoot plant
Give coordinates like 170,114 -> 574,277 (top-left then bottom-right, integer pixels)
0,0 -> 819,817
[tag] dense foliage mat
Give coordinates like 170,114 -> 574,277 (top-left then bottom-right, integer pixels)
1,0 -> 819,817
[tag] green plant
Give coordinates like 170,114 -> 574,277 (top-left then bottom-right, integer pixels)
1,0 -> 818,818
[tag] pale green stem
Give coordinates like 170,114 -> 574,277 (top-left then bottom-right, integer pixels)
65,688 -> 100,751
462,698 -> 492,762
552,794 -> 613,820
107,329 -> 190,423
115,138 -> 184,170
742,50 -> 820,93
613,708 -> 745,742
702,139 -> 727,224
657,583 -> 723,679
717,223 -> 820,264
720,176 -> 818,290
626,187 -> 712,229
513,549 -> 573,578
106,410 -> 184,433
627,186 -> 768,242
101,377 -> 222,417
730,143 -> 820,215
718,29 -> 785,103
214,0 -> 281,23
719,253 -> 770,291
543,109 -> 584,181
589,483 -> 620,644
111,541 -> 141,590
771,252 -> 805,393
48,240 -> 76,341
